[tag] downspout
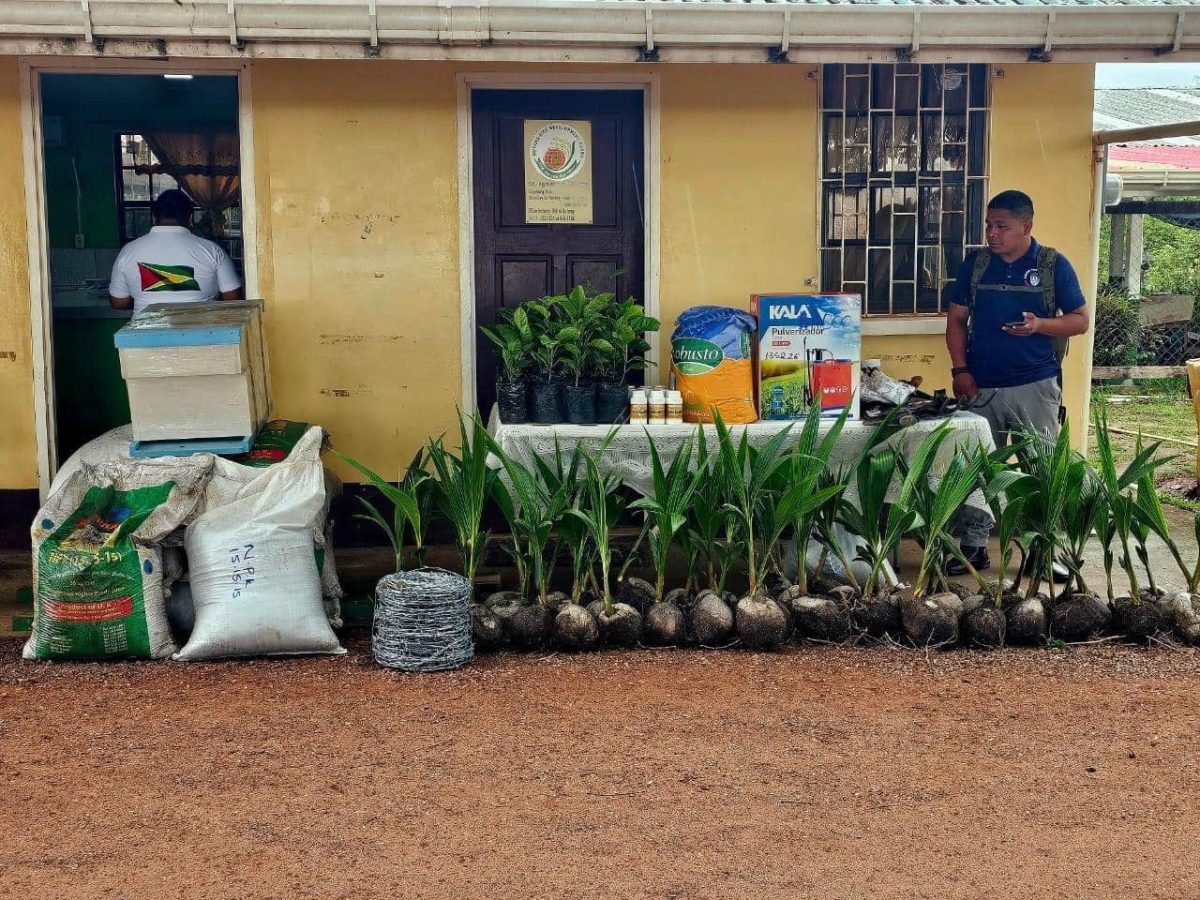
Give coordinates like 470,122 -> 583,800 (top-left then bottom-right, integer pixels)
1080,138 -> 1107,455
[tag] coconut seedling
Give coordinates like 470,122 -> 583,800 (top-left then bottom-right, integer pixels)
896,424 -> 988,646
712,413 -> 809,650
1091,408 -> 1168,640
681,427 -> 739,645
426,413 -> 494,599
567,445 -> 642,646
837,445 -> 918,638
630,433 -> 705,646
969,443 -> 1046,645
338,448 -> 431,574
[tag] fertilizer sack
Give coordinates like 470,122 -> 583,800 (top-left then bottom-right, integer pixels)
671,306 -> 759,424
24,458 -> 211,660
176,428 -> 344,661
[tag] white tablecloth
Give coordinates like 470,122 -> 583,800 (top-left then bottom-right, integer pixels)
488,409 -> 996,508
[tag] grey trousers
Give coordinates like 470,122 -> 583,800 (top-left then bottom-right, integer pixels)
954,376 -> 1062,547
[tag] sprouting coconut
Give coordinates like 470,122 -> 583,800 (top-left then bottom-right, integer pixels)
894,424 -> 995,648
485,590 -> 525,610
616,577 -> 657,616
568,449 -> 643,649
786,589 -> 851,643
587,599 -> 643,647
1163,591 -> 1200,644
710,410 -> 843,653
690,589 -> 735,646
851,589 -> 904,639
1004,594 -> 1047,645
643,601 -> 688,646
735,595 -> 791,651
762,571 -> 790,601
664,587 -> 694,613
902,593 -> 962,647
554,603 -> 599,651
1111,595 -> 1165,642
961,603 -> 1006,649
1049,592 -> 1112,642
508,603 -> 554,650
470,603 -> 504,652
545,591 -> 571,611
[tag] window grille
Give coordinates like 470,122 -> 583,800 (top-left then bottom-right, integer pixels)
820,63 -> 990,317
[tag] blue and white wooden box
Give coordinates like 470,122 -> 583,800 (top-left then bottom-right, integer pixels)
114,300 -> 270,453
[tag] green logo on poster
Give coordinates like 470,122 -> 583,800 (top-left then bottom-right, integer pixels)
530,123 -> 587,182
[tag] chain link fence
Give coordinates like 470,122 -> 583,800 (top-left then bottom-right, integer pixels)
1093,293 -> 1200,369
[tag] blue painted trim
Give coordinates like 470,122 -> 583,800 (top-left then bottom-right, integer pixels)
114,325 -> 242,349
129,435 -> 255,458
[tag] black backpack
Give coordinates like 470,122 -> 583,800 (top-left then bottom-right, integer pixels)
966,245 -> 1067,363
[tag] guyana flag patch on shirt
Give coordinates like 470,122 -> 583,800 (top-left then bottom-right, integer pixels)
138,262 -> 200,293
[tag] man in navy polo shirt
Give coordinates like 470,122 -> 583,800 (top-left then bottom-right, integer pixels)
945,189 -> 1090,574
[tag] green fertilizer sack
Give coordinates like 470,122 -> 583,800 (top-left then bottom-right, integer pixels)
227,419 -> 313,468
24,459 -> 211,661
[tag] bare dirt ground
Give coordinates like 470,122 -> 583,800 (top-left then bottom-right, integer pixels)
2,630 -> 1199,900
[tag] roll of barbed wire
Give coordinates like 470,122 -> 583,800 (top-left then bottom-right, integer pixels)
372,567 -> 474,673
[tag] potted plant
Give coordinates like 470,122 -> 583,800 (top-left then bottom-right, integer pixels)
554,285 -> 616,424
480,306 -> 535,424
595,298 -> 660,424
524,294 -> 571,424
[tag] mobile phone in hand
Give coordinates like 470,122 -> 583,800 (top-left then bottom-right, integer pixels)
1003,320 -> 1026,329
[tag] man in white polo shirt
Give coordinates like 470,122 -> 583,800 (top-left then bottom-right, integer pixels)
109,189 -> 242,313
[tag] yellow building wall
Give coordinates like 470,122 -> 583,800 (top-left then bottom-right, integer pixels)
0,57 -> 35,490
0,59 -> 1097,490
250,60 -> 464,479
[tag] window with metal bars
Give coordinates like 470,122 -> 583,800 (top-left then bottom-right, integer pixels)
820,63 -> 990,317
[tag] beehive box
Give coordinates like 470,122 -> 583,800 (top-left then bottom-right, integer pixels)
753,293 -> 861,421
114,300 -> 270,449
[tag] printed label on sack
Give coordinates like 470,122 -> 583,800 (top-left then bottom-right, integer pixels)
671,338 -> 723,375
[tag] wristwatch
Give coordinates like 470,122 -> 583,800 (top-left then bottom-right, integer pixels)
951,366 -> 970,377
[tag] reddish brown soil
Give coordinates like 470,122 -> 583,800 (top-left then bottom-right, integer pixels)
3,631 -> 1200,900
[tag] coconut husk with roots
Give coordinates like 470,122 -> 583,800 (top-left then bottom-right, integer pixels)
1048,592 -> 1112,642
470,603 -> 504,652
643,600 -> 688,646
615,577 -> 657,616
782,587 -> 850,643
962,603 -> 1006,649
586,599 -> 644,647
507,603 -> 554,650
902,592 -> 962,647
1111,595 -> 1167,642
690,590 -> 735,646
850,589 -> 904,639
735,593 -> 790,651
1162,591 -> 1200,644
1004,593 -> 1047,646
554,603 -> 599,651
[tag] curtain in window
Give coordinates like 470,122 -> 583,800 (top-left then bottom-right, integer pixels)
135,132 -> 240,238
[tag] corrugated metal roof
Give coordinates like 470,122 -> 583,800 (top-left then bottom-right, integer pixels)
1110,144 -> 1200,168
1095,89 -> 1200,145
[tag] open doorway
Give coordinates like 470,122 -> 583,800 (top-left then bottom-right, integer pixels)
38,72 -> 242,465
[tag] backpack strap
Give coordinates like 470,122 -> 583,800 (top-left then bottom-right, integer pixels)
966,248 -> 991,346
1036,245 -> 1068,363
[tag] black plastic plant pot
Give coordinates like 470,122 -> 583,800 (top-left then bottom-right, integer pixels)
496,379 -> 528,425
595,382 -> 630,425
530,379 -> 565,424
563,382 -> 597,424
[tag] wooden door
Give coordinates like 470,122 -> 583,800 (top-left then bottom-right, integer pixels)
471,89 -> 645,415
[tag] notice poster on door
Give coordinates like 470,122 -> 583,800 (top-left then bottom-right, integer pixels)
523,120 -> 593,224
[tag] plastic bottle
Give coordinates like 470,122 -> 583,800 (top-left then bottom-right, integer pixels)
648,389 -> 666,425
666,390 -> 684,425
629,389 -> 648,425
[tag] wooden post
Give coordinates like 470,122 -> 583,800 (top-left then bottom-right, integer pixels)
1108,213 -> 1127,285
1188,360 -> 1200,477
1128,214 -> 1145,298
